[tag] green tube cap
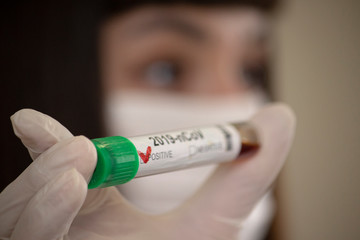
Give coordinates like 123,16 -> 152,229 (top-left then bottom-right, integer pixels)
88,136 -> 139,189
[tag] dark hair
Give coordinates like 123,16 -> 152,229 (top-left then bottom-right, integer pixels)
0,0 -> 278,190
0,2 -> 104,190
103,0 -> 279,17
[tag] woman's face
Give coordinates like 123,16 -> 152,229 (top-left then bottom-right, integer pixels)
100,5 -> 269,97
99,5 -> 271,214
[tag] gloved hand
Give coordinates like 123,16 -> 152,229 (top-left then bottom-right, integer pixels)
0,104 -> 295,240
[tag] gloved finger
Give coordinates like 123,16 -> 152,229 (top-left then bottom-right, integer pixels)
11,168 -> 87,240
0,136 -> 96,237
10,109 -> 73,160
176,104 -> 295,235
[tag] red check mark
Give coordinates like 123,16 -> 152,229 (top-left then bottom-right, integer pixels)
138,146 -> 152,164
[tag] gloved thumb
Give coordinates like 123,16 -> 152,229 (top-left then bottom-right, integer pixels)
172,104 -> 295,238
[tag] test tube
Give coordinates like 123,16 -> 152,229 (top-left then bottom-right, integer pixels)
88,122 -> 259,189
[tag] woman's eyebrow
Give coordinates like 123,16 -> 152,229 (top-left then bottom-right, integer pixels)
125,15 -> 208,42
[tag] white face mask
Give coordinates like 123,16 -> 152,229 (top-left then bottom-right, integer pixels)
104,89 -> 266,214
105,89 -> 266,137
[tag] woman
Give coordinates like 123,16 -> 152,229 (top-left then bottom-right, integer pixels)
0,1 -> 295,239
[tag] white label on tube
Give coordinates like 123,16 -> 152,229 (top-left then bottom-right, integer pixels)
129,124 -> 241,177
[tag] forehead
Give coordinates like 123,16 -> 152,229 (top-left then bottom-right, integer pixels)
101,5 -> 266,42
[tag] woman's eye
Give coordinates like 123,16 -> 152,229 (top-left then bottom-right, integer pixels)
241,65 -> 266,89
144,61 -> 180,87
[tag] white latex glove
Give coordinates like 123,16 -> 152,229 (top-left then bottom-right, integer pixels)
0,104 -> 295,240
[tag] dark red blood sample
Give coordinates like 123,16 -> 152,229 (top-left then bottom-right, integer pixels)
238,142 -> 259,156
